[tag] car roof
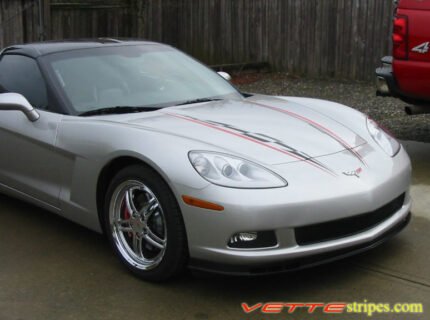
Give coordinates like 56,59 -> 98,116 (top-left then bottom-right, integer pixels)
1,38 -> 164,58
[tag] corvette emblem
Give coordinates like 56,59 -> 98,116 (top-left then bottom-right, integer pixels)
343,167 -> 363,178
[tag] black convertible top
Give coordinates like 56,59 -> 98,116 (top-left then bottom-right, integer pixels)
1,38 -> 161,58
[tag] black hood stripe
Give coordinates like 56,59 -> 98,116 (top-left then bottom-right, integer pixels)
165,112 -> 337,177
250,101 -> 367,166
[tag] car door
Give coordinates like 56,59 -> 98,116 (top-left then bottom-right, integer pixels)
0,54 -> 63,209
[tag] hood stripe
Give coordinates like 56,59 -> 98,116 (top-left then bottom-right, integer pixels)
250,101 -> 367,166
164,112 -> 337,176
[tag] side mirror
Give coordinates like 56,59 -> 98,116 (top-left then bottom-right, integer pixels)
217,71 -> 232,82
0,93 -> 40,122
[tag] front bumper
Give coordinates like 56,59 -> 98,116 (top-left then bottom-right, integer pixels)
178,145 -> 412,275
190,211 -> 411,275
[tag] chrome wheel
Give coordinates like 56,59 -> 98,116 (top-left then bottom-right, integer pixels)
109,180 -> 167,270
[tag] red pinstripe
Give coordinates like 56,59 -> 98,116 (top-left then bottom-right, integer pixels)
164,112 -> 337,176
250,101 -> 367,166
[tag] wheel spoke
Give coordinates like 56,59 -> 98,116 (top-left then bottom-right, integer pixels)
125,189 -> 138,215
115,219 -> 133,232
142,198 -> 159,220
144,227 -> 166,250
132,233 -> 143,257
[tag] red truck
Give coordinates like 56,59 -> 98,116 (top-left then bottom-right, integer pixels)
376,0 -> 430,114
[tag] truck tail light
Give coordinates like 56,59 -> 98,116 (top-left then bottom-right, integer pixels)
393,15 -> 409,60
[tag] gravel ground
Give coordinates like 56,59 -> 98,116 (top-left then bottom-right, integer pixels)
236,73 -> 430,142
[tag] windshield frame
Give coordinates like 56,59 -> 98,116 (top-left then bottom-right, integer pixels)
40,43 -> 243,116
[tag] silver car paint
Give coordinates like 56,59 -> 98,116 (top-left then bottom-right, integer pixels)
0,94 -> 411,265
0,109 -> 63,210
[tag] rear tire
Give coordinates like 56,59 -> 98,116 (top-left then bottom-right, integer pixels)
103,164 -> 188,281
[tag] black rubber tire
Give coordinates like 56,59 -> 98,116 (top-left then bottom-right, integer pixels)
103,164 -> 188,282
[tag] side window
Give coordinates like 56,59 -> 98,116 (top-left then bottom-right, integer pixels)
0,55 -> 48,109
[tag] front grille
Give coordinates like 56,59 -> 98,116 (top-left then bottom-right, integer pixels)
295,193 -> 405,246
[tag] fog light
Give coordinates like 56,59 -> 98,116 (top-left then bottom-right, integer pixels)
231,232 -> 258,243
228,231 -> 277,249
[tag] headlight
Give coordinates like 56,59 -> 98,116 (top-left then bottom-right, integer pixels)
366,118 -> 400,157
188,151 -> 287,188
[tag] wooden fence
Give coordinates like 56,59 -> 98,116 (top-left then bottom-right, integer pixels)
0,0 -> 144,47
0,0 -> 395,81
144,0 -> 395,81
0,0 -> 42,46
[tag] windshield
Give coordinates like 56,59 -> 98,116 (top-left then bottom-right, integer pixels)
45,44 -> 242,115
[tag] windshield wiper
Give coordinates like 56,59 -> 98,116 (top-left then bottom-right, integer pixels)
79,106 -> 160,117
175,98 -> 222,106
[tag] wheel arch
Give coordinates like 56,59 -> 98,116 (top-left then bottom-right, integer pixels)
96,155 -> 180,235
97,155 -> 190,280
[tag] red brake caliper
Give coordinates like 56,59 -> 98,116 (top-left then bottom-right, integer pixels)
122,200 -> 132,237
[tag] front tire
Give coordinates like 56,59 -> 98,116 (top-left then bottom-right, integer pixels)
104,164 -> 187,281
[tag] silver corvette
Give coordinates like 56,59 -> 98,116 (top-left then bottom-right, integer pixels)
0,40 -> 411,281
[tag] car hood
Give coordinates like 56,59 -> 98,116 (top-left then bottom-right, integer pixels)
105,95 -> 367,165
